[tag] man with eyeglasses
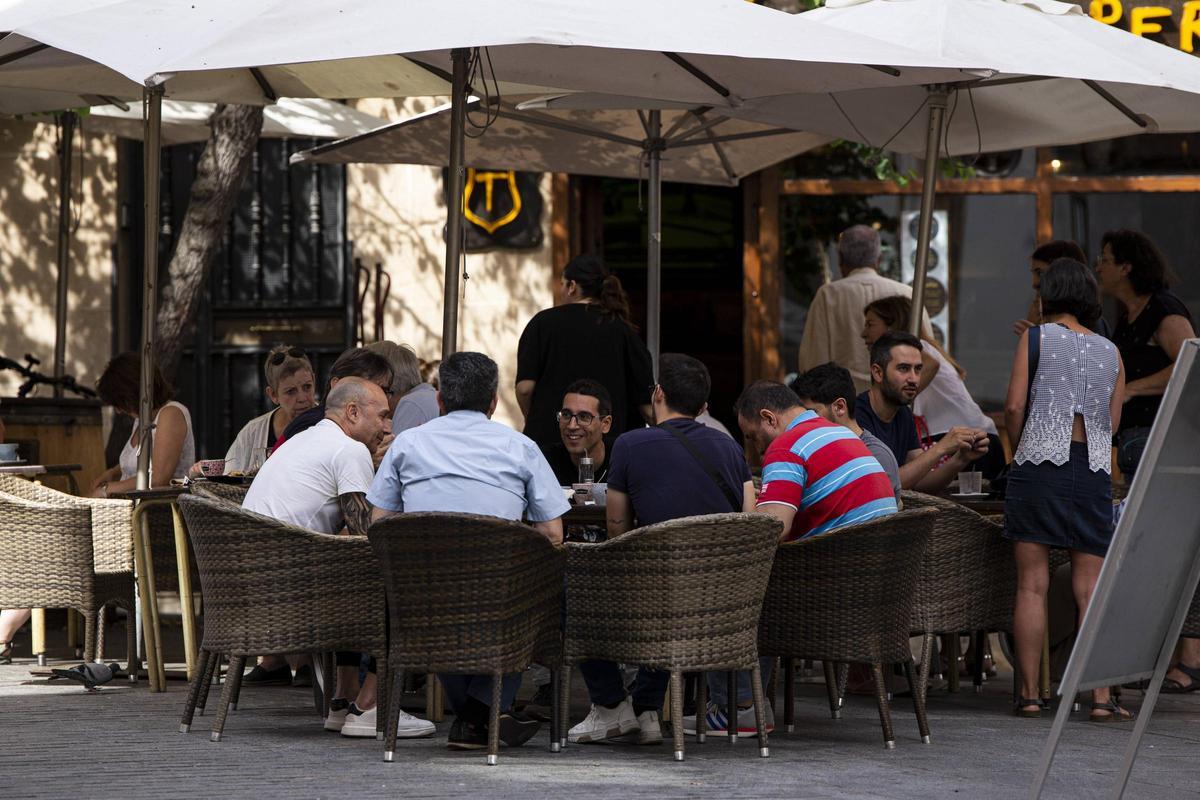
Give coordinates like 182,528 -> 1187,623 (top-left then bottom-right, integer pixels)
541,379 -> 614,486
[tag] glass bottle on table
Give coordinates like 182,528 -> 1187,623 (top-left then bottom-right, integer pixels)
578,456 -> 594,485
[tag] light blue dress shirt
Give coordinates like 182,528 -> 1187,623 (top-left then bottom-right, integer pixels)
367,410 -> 570,522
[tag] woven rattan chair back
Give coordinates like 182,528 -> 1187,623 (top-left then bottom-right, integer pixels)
0,490 -> 135,664
758,507 -> 936,665
900,491 -> 1014,634
190,481 -> 250,505
564,512 -> 782,671
178,494 -> 385,657
367,513 -> 564,674
0,473 -> 134,574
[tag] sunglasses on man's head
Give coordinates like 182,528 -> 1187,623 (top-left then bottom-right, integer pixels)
268,347 -> 306,366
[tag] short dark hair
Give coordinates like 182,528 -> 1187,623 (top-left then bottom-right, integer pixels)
789,362 -> 857,416
1040,258 -> 1102,328
96,351 -> 174,413
1031,240 -> 1086,265
439,351 -> 498,413
657,353 -> 710,417
563,378 -> 612,418
1101,229 -> 1170,295
734,380 -> 802,420
869,330 -> 923,372
328,347 -> 393,392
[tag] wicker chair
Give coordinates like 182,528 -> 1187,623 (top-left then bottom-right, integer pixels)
758,507 -> 937,749
900,490 -> 1015,698
561,513 -> 783,762
189,481 -> 249,505
368,513 -> 565,766
176,494 -> 388,742
0,490 -> 136,667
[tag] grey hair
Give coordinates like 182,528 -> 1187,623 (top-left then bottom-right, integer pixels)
366,340 -> 423,395
438,351 -> 498,413
838,224 -> 881,272
325,376 -> 380,415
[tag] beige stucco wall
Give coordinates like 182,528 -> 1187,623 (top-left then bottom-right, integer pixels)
348,97 -> 555,429
0,118 -> 116,397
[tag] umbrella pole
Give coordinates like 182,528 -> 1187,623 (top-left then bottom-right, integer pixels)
52,110 -> 77,395
137,86 -> 164,491
909,88 -> 948,337
442,48 -> 470,361
646,110 -> 663,377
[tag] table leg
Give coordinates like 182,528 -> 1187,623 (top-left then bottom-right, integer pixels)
31,609 -> 46,666
66,472 -> 79,496
171,503 -> 198,679
131,503 -> 164,692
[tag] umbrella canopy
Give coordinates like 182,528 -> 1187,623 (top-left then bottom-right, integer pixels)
86,97 -> 388,145
729,0 -> 1200,156
291,98 -> 829,187
0,0 -> 986,107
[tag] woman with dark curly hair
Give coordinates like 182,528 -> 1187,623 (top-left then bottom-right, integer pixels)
1004,258 -> 1128,722
1095,229 -> 1195,479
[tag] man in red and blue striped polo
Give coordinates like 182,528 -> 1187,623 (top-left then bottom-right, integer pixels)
735,380 -> 896,542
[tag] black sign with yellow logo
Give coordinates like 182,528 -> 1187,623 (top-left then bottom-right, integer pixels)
445,168 -> 544,252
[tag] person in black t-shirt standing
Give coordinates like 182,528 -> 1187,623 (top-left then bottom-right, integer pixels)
1095,229 -> 1195,480
853,331 -> 988,492
540,379 -> 614,486
515,255 -> 654,453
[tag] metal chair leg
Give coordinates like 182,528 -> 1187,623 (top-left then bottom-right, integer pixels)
670,670 -> 686,762
905,659 -> 931,744
726,671 -> 737,744
211,655 -> 245,742
784,657 -> 796,732
181,649 -> 212,733
750,661 -> 769,758
870,662 -> 896,749
195,648 -> 219,716
696,671 -> 708,744
822,660 -> 841,719
383,666 -> 403,762
486,671 -> 502,766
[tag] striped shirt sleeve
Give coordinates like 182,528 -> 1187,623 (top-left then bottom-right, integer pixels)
757,448 -> 807,510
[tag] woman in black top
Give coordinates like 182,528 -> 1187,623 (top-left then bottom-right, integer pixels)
516,255 -> 654,452
1095,229 -> 1195,478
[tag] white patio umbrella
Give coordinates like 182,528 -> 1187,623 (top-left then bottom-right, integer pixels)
0,0 -> 989,514
291,98 -> 829,365
725,0 -> 1200,335
86,97 -> 388,145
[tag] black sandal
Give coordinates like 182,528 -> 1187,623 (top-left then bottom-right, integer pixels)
1161,662 -> 1200,694
0,641 -> 11,665
1014,697 -> 1046,718
1089,700 -> 1135,723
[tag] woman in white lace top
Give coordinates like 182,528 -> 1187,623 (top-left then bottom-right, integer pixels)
1003,258 -> 1126,722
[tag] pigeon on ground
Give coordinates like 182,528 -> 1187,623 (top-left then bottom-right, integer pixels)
51,662 -> 120,691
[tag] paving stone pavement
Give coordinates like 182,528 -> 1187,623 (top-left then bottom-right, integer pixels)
4,649 -> 1200,800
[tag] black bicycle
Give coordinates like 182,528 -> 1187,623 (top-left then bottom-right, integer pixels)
0,353 -> 97,399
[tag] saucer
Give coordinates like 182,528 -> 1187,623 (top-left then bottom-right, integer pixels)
950,492 -> 988,498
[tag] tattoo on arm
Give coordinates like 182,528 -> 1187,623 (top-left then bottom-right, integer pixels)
339,492 -> 373,536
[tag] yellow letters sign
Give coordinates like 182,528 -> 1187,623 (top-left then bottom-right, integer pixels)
1090,0 -> 1200,52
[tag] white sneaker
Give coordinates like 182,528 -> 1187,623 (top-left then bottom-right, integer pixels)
683,701 -> 775,738
634,709 -> 662,745
567,697 -> 639,743
340,703 -> 436,739
323,699 -> 351,732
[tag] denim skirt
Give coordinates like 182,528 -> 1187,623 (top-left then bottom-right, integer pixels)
1003,442 -> 1114,557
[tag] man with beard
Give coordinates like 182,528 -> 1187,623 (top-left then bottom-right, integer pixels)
854,331 -> 989,491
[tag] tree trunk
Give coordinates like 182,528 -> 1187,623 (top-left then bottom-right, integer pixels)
155,103 -> 264,377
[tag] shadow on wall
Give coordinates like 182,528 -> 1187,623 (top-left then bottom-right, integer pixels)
346,97 -> 555,428
0,118 -> 117,397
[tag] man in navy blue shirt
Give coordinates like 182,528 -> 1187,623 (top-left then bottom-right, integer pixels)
854,331 -> 988,491
568,353 -> 754,748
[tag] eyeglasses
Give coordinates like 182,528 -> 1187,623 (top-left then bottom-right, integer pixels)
557,409 -> 598,426
268,347 -> 306,366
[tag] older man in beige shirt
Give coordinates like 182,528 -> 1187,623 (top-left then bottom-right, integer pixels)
798,224 -> 928,393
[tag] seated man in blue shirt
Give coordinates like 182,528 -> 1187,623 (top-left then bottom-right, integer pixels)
568,353 -> 756,747
368,351 -> 570,752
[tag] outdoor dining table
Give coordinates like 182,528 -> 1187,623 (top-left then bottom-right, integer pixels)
0,462 -> 83,494
109,485 -> 197,692
937,493 -> 1006,517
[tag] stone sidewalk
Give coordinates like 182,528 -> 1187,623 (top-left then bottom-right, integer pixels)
3,652 -> 1199,800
